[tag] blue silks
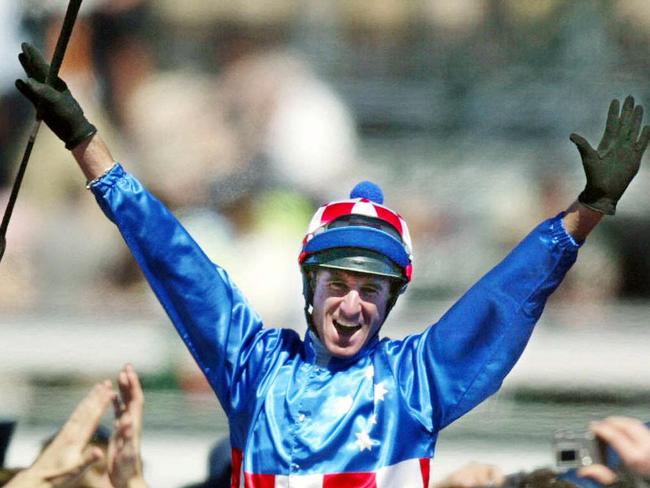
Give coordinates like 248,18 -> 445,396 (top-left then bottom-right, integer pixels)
91,163 -> 580,483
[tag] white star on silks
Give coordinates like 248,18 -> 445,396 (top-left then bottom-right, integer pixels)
364,365 -> 375,379
374,382 -> 388,403
369,414 -> 378,425
332,395 -> 354,415
355,431 -> 374,452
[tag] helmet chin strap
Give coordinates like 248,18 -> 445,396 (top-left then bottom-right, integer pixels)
303,302 -> 316,333
302,271 -> 318,335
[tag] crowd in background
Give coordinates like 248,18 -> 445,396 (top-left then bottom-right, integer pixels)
1,0 -> 649,321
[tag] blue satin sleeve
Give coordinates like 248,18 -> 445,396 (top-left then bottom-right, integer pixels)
382,214 -> 580,432
89,164 -> 300,433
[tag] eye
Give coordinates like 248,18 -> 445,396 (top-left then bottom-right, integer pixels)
360,285 -> 380,298
328,281 -> 348,294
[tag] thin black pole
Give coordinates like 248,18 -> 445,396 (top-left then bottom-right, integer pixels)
0,0 -> 83,262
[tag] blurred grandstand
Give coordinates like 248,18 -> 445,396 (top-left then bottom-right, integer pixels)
1,1 -> 649,486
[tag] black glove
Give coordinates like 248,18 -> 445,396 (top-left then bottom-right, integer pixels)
15,42 -> 96,150
570,95 -> 650,215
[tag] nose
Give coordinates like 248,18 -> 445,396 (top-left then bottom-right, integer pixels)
339,289 -> 362,320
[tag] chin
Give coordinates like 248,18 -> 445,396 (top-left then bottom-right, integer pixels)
324,333 -> 366,358
327,345 -> 361,358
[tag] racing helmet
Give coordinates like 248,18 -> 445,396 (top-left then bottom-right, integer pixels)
299,181 -> 413,320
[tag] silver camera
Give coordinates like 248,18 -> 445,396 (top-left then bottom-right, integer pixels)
552,429 -> 605,469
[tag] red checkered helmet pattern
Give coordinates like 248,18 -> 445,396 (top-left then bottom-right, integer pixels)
299,181 -> 413,284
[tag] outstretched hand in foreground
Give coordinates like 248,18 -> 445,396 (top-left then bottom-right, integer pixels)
107,364 -> 147,488
6,382 -> 115,488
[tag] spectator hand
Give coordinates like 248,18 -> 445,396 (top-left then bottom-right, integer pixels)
6,381 -> 115,488
108,364 -> 147,488
15,42 -> 96,149
570,96 -> 650,215
578,416 -> 650,484
432,462 -> 505,488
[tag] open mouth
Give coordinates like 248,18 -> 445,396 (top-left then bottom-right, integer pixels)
333,319 -> 362,334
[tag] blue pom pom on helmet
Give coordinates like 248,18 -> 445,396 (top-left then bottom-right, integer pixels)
349,180 -> 384,204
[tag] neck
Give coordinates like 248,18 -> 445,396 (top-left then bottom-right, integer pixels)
308,330 -> 333,367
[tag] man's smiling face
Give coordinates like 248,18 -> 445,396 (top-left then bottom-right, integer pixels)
310,268 -> 392,358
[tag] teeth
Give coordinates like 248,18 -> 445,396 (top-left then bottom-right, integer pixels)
334,320 -> 361,329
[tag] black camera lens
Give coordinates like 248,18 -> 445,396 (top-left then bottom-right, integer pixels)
559,450 -> 578,462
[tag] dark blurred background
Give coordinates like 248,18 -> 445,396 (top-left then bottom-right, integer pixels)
0,0 -> 649,486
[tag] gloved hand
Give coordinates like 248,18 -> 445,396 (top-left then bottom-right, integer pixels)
15,42 -> 96,150
570,95 -> 650,215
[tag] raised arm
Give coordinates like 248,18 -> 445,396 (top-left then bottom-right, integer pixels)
15,43 -> 285,421
385,98 -> 650,431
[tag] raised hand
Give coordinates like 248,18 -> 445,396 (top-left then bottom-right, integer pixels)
6,382 -> 115,488
570,95 -> 650,215
107,364 -> 147,488
15,42 -> 96,149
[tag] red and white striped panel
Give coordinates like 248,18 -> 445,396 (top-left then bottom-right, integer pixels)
305,199 -> 413,254
232,453 -> 430,488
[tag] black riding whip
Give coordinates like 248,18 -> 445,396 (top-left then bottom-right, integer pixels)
0,0 -> 84,263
